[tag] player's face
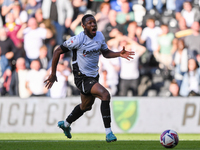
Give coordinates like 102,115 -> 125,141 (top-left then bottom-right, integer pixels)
82,17 -> 97,38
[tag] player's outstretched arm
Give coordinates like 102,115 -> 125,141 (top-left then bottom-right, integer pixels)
102,46 -> 135,60
44,46 -> 64,89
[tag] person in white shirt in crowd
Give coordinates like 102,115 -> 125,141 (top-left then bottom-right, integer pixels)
9,57 -> 31,98
118,36 -> 146,96
12,1 -> 28,25
172,39 -> 188,87
50,60 -> 71,98
17,17 -> 53,67
25,59 -> 48,96
180,1 -> 200,28
180,58 -> 200,96
136,18 -> 162,66
137,18 -> 162,52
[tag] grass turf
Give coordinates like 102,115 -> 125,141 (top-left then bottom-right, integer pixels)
0,133 -> 199,150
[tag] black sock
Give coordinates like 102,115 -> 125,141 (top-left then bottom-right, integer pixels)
101,101 -> 111,128
66,104 -> 85,124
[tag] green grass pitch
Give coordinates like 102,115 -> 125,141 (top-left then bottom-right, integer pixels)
0,133 -> 199,150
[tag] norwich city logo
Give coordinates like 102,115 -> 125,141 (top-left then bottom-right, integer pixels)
112,100 -> 138,132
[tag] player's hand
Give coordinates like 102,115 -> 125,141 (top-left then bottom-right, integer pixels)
44,74 -> 57,89
120,46 -> 135,61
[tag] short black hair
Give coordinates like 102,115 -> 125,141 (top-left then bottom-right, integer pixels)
81,14 -> 94,25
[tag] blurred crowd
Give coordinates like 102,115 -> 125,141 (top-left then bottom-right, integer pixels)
0,0 -> 200,98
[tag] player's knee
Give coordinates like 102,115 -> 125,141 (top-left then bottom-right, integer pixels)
101,90 -> 111,101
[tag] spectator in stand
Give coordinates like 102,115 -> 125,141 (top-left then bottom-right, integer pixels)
175,0 -> 193,21
42,0 -> 74,45
102,10 -> 123,42
118,36 -> 146,96
89,0 -> 109,14
9,57 -> 31,98
25,0 -> 42,20
1,0 -> 22,17
175,17 -> 193,39
0,27 -> 17,70
4,12 -> 24,59
169,79 -> 180,96
136,18 -> 162,66
70,14 -> 84,35
172,39 -> 188,87
35,8 -> 43,25
35,8 -> 56,60
110,0 -> 132,12
17,17 -> 53,67
25,59 -> 48,96
0,47 -> 12,95
145,0 -> 163,14
38,45 -> 49,70
49,60 -> 71,98
180,1 -> 200,28
180,58 -> 200,96
154,24 -> 174,69
72,0 -> 87,20
126,21 -> 140,42
116,1 -> 134,25
95,2 -> 110,32
5,13 -> 22,47
184,22 -> 200,58
12,1 -> 28,25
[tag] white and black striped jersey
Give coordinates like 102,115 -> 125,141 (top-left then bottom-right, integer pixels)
62,31 -> 108,77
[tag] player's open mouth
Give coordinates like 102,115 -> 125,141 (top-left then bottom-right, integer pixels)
92,28 -> 97,33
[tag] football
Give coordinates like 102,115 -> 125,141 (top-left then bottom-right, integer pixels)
160,129 -> 179,148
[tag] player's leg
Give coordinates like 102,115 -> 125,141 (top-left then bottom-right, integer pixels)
58,94 -> 95,139
66,93 -> 95,124
91,82 -> 117,142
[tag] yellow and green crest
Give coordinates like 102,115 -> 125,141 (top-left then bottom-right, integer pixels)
112,100 -> 138,132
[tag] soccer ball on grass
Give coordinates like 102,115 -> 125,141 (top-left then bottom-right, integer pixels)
160,129 -> 179,148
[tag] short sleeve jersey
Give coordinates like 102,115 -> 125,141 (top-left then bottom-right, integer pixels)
62,31 -> 108,77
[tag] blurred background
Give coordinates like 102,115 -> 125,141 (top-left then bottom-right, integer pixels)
1,0 -> 200,98
0,0 -> 200,134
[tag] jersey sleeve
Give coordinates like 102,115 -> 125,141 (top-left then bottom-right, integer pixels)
62,35 -> 80,51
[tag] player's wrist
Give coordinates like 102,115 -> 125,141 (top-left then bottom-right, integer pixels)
51,73 -> 56,76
